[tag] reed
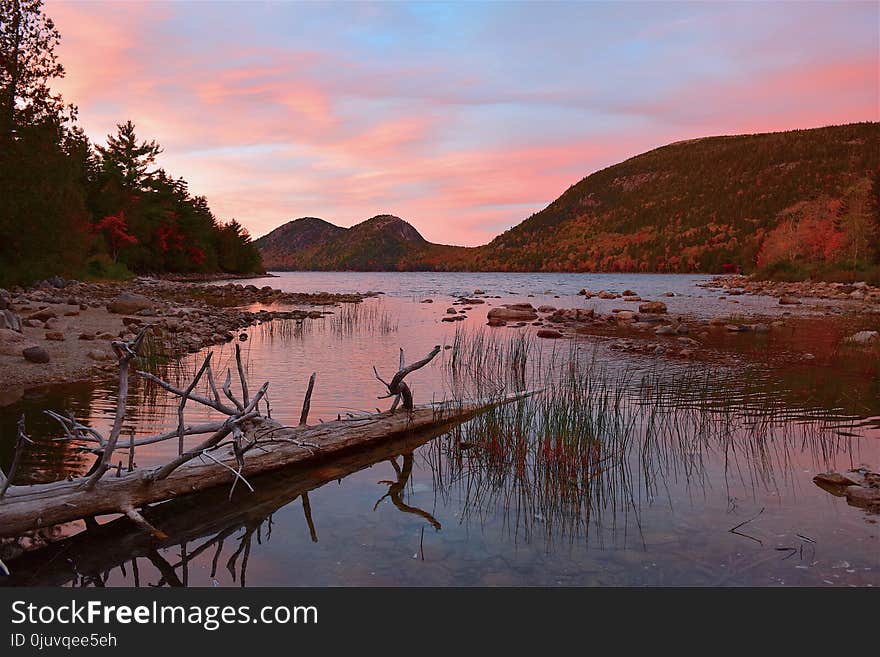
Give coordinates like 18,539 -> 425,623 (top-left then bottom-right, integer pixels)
429,329 -> 861,544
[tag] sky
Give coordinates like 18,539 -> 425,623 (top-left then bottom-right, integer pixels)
46,0 -> 879,245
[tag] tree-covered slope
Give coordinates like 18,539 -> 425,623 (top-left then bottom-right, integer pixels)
471,122 -> 880,274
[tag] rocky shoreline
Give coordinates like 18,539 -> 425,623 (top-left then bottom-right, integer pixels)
434,277 -> 880,365
0,277 -> 371,404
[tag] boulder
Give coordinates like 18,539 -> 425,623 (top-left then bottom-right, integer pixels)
844,330 -> 879,345
0,309 -> 22,332
0,328 -> 37,355
87,349 -> 112,361
27,308 -> 56,322
487,307 -> 538,322
638,301 -> 667,314
108,293 -> 154,314
22,346 -> 50,363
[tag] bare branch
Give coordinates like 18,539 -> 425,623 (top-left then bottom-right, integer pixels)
83,327 -> 150,490
136,370 -> 236,416
177,353 -> 213,455
300,372 -> 316,426
235,343 -> 250,407
222,368 -> 244,412
1,415 -> 33,497
373,345 -> 441,410
122,506 -> 168,540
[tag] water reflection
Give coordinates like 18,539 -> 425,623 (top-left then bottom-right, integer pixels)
1,273 -> 878,586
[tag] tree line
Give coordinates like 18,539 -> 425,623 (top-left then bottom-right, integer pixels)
0,0 -> 263,287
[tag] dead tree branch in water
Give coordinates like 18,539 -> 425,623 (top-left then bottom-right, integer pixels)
0,328 -> 535,541
373,345 -> 441,410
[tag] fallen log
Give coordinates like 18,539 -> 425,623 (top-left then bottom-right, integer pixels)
0,329 -> 538,540
0,392 -> 534,539
1,420 -> 466,587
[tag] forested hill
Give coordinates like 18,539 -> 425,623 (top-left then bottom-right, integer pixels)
257,123 -> 880,280
255,215 -> 469,271
0,2 -> 264,287
470,122 -> 880,277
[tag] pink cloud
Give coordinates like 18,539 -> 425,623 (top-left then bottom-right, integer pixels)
44,1 -> 879,247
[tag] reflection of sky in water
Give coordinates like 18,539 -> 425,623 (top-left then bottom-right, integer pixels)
1,273 -> 878,586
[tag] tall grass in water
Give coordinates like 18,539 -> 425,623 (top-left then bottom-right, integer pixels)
328,300 -> 398,337
430,330 -> 860,545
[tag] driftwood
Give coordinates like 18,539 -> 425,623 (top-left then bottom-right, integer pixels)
0,328 -> 537,543
1,421 -> 463,587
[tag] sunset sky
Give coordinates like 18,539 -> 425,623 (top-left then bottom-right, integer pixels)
47,0 -> 879,245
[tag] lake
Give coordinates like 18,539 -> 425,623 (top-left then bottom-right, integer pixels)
1,272 -> 878,586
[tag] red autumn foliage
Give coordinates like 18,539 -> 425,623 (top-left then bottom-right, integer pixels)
187,246 -> 206,266
95,211 -> 138,261
156,216 -> 185,253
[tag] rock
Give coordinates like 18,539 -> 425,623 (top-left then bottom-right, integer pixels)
725,324 -> 748,332
78,333 -> 95,340
27,309 -> 56,322
537,305 -> 556,313
622,290 -> 635,297
420,299 -> 433,304
597,291 -> 618,299
616,311 -> 636,321
446,308 -> 458,314
22,346 -> 50,363
87,348 -> 112,361
487,307 -> 538,321
0,309 -> 22,332
654,325 -> 676,336
845,486 -> 880,510
662,292 -> 675,297
778,296 -> 801,305
45,331 -> 65,341
473,289 -> 485,295
638,301 -> 667,314
486,318 -> 507,327
108,293 -> 153,314
844,330 -> 879,345
46,275 -> 66,289
0,328 -> 37,355
239,333 -> 248,341
577,289 -> 588,296
536,329 -> 563,339
675,324 -> 689,334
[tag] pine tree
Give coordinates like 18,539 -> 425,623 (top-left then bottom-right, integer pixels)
0,0 -> 72,139
96,120 -> 162,193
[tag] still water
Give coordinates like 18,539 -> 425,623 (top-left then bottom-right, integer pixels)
1,272 -> 878,586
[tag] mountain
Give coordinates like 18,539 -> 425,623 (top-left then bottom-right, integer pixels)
255,214 -> 468,271
254,217 -> 346,269
256,123 -> 880,278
